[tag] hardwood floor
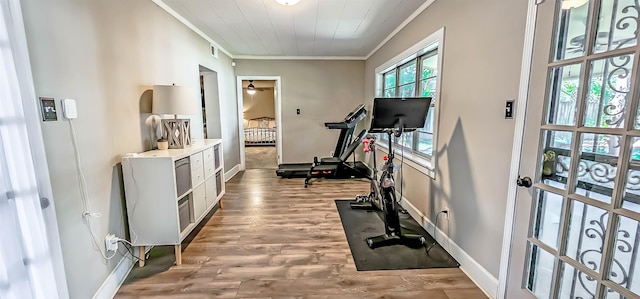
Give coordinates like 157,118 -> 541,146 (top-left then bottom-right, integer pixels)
116,169 -> 486,298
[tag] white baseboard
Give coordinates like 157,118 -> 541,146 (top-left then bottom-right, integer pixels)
225,164 -> 240,182
400,198 -> 499,299
92,246 -> 154,299
92,255 -> 135,299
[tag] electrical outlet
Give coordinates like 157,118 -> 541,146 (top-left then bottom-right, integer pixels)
105,234 -> 118,252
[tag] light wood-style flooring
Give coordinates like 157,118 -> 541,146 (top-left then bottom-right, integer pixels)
116,169 -> 486,298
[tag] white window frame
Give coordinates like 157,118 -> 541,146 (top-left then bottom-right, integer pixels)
374,27 -> 445,179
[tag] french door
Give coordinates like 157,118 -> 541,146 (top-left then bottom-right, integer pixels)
508,0 -> 640,298
0,0 -> 68,297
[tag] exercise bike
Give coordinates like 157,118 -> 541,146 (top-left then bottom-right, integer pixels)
364,97 -> 432,250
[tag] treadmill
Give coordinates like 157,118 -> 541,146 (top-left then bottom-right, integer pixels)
276,104 -> 367,178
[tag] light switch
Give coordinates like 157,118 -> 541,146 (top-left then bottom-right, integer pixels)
505,100 -> 514,119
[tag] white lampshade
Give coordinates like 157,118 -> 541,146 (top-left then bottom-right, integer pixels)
152,85 -> 196,115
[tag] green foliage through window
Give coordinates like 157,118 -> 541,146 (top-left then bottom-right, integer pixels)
381,49 -> 438,157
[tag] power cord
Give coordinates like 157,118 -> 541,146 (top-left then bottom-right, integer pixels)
398,133 -> 408,214
124,161 -> 139,244
69,119 -> 143,262
68,119 -> 117,260
117,239 -> 146,262
426,210 -> 449,254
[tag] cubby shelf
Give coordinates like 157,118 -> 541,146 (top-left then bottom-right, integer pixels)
122,139 -> 224,266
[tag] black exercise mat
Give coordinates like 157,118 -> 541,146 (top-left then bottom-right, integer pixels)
335,199 -> 459,271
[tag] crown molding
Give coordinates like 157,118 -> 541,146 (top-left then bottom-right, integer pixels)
365,0 -> 437,59
232,55 -> 366,61
152,0 -> 233,58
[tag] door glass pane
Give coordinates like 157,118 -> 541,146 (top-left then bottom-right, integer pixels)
584,55 -> 634,129
594,0 -> 639,54
532,190 -> 564,250
547,63 -> 582,126
565,200 -> 608,275
559,261 -> 598,299
541,130 -> 573,190
554,2 -> 590,61
605,288 -> 628,299
574,133 -> 621,204
623,137 -> 640,213
607,215 -> 640,297
526,243 -> 555,298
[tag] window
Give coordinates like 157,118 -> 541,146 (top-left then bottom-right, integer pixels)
375,28 -> 443,177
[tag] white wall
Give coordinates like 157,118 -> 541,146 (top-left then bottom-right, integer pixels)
235,60 -> 365,163
365,0 -> 528,279
20,0 -> 238,297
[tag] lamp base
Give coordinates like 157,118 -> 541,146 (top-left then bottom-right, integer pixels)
161,119 -> 191,149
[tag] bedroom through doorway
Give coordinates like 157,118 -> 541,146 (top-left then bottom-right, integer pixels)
242,79 -> 277,169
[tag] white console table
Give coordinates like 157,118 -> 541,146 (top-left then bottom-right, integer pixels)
122,139 -> 225,266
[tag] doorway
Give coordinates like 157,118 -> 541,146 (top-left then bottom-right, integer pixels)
504,0 -> 640,298
237,76 -> 283,170
241,79 -> 277,169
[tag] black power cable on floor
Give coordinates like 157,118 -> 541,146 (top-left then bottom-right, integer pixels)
398,133 -> 408,214
117,239 -> 146,262
426,210 -> 448,254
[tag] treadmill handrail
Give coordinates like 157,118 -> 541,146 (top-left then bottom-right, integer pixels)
324,122 -> 356,129
339,129 -> 368,161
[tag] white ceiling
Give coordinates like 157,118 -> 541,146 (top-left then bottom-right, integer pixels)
157,0 -> 431,59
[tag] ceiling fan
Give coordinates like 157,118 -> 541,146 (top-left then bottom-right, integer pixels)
245,80 -> 271,94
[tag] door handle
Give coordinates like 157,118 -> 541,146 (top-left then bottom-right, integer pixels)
517,176 -> 533,188
40,197 -> 50,209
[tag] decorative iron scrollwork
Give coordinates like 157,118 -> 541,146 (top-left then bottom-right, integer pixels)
573,211 -> 637,298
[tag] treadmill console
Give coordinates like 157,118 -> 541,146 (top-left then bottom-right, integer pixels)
325,104 -> 366,129
345,104 -> 366,122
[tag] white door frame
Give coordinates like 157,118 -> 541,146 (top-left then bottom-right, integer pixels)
3,0 -> 69,296
236,76 -> 283,170
497,0 -> 538,298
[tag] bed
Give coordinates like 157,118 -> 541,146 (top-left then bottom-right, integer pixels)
244,117 -> 277,146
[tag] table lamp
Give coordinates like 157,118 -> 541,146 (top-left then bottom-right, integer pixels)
152,84 -> 196,149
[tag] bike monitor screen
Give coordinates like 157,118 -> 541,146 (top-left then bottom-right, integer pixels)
369,97 -> 431,132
